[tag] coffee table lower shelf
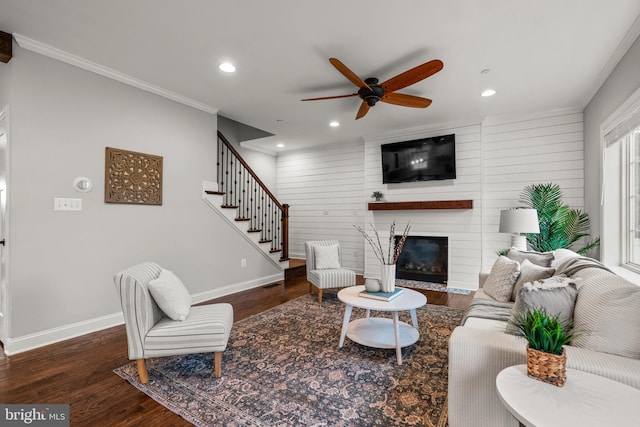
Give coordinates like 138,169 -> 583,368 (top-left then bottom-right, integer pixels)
346,317 -> 419,349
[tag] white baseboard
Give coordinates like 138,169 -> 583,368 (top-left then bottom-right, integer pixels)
3,312 -> 124,356
3,273 -> 284,356
191,272 -> 284,304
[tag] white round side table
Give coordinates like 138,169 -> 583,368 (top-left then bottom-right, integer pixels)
496,364 -> 640,427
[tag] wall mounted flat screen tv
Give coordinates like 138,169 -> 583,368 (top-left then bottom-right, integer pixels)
381,134 -> 456,183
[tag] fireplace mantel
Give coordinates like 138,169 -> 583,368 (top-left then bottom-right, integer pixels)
368,200 -> 473,211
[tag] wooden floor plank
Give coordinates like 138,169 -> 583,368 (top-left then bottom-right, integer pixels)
0,273 -> 473,426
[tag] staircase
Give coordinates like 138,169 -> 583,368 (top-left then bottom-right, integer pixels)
202,131 -> 289,270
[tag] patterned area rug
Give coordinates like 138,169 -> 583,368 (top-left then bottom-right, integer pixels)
114,292 -> 463,426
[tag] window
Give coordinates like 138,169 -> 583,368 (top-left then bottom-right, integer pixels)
624,127 -> 640,269
602,87 -> 640,274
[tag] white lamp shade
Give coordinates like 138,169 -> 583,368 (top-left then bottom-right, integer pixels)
499,208 -> 540,234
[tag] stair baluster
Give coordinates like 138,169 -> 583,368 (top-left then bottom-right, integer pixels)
216,131 -> 289,260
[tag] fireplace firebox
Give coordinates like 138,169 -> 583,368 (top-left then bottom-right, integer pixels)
394,235 -> 448,284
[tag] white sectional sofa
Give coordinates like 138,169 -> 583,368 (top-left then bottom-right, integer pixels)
448,248 -> 640,427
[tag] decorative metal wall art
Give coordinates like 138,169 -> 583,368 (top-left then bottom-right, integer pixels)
105,147 -> 163,205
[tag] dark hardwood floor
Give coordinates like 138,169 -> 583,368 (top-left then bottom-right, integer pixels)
0,268 -> 473,426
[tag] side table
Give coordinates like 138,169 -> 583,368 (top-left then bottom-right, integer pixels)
496,364 -> 640,427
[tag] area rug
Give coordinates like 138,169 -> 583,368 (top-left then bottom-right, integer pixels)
397,279 -> 471,295
114,292 -> 463,426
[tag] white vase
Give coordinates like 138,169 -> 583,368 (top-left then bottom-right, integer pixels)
364,278 -> 381,292
380,264 -> 396,293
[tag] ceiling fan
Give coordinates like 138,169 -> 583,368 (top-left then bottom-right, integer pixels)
302,57 -> 444,120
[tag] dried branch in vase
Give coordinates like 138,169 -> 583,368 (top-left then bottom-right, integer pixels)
354,220 -> 411,265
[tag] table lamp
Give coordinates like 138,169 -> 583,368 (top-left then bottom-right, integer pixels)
499,208 -> 540,251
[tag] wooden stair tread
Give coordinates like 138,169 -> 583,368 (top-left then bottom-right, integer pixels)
221,204 -> 239,209
235,217 -> 251,222
284,258 -> 306,280
205,190 -> 225,195
269,248 -> 282,253
259,239 -> 272,244
247,229 -> 262,233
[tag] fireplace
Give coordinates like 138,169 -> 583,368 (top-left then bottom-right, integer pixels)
394,235 -> 448,284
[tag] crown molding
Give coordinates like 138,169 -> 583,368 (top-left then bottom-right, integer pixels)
481,107 -> 583,127
363,118 -> 482,144
13,33 -> 219,116
581,14 -> 640,108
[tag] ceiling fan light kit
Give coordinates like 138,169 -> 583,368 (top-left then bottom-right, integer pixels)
302,57 -> 443,120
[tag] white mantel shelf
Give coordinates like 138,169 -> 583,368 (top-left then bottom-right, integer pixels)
367,200 -> 473,211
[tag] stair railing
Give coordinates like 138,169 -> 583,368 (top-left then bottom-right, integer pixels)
216,131 -> 289,261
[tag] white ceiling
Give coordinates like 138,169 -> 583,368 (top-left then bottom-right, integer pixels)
1,0 -> 640,152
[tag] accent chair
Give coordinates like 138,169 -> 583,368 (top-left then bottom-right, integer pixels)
305,240 -> 356,303
113,262 -> 233,383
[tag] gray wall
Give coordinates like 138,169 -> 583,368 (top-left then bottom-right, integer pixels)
584,34 -> 640,257
5,46 -> 279,340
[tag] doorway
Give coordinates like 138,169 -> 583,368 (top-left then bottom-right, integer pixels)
0,109 -> 8,347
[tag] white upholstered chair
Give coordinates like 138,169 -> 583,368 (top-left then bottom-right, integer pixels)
113,262 -> 234,383
305,240 -> 356,303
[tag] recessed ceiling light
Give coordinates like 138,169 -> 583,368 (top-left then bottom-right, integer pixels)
219,62 -> 236,73
329,121 -> 340,127
481,89 -> 496,97
276,143 -> 285,148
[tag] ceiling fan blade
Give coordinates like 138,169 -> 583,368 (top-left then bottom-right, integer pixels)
381,93 -> 432,108
381,59 -> 443,93
329,58 -> 371,90
301,93 -> 358,101
355,101 -> 370,120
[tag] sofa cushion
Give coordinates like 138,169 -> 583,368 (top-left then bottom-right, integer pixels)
510,275 -> 578,327
506,247 -> 554,267
148,269 -> 192,321
571,273 -> 640,359
511,259 -> 556,301
551,248 -> 581,273
483,256 -> 521,302
314,244 -> 341,269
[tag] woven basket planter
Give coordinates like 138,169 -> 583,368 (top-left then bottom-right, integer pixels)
526,345 -> 566,387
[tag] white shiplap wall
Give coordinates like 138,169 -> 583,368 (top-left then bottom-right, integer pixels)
277,141 -> 365,272
364,121 -> 483,290
275,109 -> 585,290
481,109 -> 585,270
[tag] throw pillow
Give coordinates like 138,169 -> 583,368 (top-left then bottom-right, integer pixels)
551,248 -> 580,273
483,256 -> 521,302
510,275 -> 578,327
148,269 -> 192,321
314,244 -> 341,269
511,259 -> 556,301
571,279 -> 640,359
506,247 -> 554,268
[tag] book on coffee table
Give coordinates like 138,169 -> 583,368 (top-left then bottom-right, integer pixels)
358,288 -> 404,301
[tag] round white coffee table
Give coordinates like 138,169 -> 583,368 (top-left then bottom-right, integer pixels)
337,285 -> 427,365
496,364 -> 640,427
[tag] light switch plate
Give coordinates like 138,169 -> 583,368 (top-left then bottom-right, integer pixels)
54,198 -> 82,211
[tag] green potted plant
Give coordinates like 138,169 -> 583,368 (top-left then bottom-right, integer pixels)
507,307 -> 575,387
519,183 -> 599,255
371,191 -> 384,201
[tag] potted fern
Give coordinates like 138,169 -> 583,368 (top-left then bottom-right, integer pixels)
519,183 -> 599,255
507,307 -> 575,387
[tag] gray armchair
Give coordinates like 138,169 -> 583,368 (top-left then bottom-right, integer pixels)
113,262 -> 233,383
305,240 -> 356,303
